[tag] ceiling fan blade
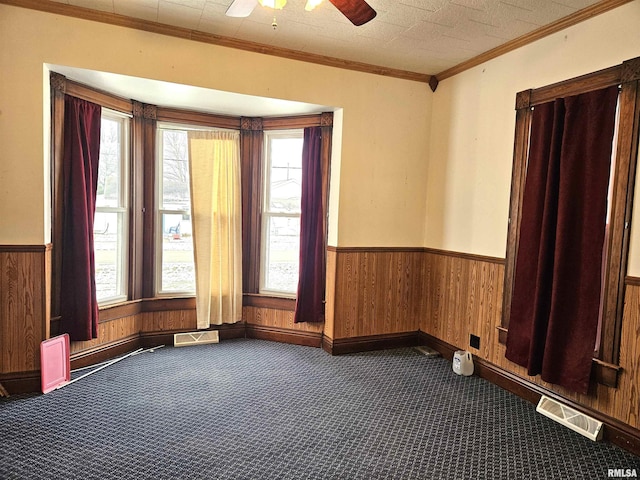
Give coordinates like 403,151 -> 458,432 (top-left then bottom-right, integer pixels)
226,0 -> 258,18
328,0 -> 377,26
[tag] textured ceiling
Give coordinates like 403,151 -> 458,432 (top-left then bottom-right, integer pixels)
48,0 -> 602,75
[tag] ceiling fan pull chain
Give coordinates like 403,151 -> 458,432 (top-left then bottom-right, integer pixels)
272,15 -> 278,30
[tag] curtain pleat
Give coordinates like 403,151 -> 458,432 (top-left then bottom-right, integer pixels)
506,85 -> 619,394
294,127 -> 325,323
59,96 -> 102,341
188,130 -> 242,328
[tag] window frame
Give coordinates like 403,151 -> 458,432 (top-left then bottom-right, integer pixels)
155,124 -> 196,297
259,129 -> 304,298
501,56 -> 640,388
241,115 -> 333,310
94,108 -> 131,306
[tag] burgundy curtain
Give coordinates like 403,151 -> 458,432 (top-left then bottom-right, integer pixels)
294,127 -> 325,323
59,96 -> 102,341
505,86 -> 618,394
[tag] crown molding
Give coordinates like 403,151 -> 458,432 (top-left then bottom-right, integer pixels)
0,0 -> 431,84
434,0 -> 634,82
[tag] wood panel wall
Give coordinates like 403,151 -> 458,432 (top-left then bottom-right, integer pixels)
424,251 -> 504,356
70,305 -> 324,358
70,315 -> 141,354
69,308 -> 198,357
244,306 -> 323,333
421,250 -> 640,430
324,248 -> 337,340
67,309 -> 196,356
0,246 -> 50,374
139,309 -> 196,334
69,305 -> 323,359
330,248 -> 426,339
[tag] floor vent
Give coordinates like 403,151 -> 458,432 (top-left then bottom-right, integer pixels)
414,345 -> 441,358
174,331 -> 219,347
536,395 -> 603,441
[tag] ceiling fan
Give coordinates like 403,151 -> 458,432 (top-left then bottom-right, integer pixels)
226,0 -> 377,27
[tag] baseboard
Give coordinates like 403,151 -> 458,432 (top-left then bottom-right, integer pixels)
324,331 -> 421,355
419,332 -> 457,361
0,370 -> 41,395
322,335 -> 333,354
70,334 -> 141,370
215,323 -> 247,341
246,324 -> 322,348
419,332 -> 640,457
140,323 -> 247,347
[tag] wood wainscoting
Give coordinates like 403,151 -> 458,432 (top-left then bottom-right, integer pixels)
423,248 -> 505,358
244,306 -> 324,347
69,315 -> 141,369
327,246 -> 427,341
0,245 -> 51,376
323,331 -> 422,355
421,248 -> 640,455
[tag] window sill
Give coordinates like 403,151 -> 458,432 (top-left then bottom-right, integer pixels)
497,326 -> 621,388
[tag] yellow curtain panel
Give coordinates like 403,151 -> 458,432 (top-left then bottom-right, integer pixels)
188,130 -> 242,328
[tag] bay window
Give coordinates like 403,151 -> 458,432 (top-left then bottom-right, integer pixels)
51,71 -> 333,336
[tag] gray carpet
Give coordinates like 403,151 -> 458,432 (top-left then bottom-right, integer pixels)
1,338 -> 639,479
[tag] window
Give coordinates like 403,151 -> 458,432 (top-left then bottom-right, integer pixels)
156,126 -> 196,295
94,110 -> 129,304
501,57 -> 640,388
260,130 -> 304,296
239,114 -> 332,308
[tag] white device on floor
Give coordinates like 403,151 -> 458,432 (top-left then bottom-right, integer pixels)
452,350 -> 474,376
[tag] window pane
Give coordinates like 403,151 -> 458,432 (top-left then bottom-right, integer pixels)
94,211 -> 125,301
263,215 -> 300,293
161,130 -> 191,211
157,127 -> 196,295
268,137 -> 303,213
160,213 -> 195,293
95,113 -> 128,305
97,117 -> 121,208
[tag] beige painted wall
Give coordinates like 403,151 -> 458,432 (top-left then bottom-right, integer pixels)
0,4 -> 431,247
426,1 -> 640,264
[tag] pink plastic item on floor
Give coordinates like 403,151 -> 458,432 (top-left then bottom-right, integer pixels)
40,334 -> 70,393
